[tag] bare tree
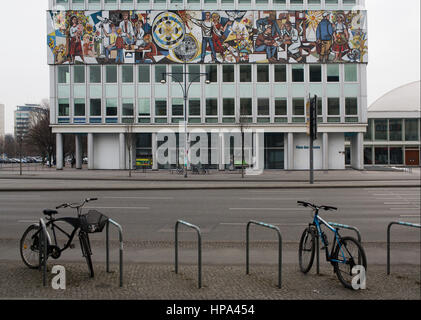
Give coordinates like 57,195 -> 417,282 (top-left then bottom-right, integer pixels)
3,134 -> 17,158
25,102 -> 55,167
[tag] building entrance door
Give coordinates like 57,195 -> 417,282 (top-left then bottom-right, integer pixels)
405,149 -> 420,166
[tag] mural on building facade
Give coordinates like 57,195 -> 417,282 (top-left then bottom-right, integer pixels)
47,10 -> 367,65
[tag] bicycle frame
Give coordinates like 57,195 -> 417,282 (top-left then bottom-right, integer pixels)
312,210 -> 349,265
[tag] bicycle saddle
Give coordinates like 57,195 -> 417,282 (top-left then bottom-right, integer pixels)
43,209 -> 58,216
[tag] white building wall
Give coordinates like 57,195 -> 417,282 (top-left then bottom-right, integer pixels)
293,133 -> 323,170
93,133 -> 120,169
328,133 -> 345,169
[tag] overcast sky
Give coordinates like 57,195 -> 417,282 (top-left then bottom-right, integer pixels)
0,0 -> 420,134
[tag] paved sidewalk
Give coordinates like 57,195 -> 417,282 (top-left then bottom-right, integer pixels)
0,261 -> 419,300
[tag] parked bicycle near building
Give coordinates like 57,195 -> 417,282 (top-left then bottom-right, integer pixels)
20,198 -> 108,278
297,201 -> 367,289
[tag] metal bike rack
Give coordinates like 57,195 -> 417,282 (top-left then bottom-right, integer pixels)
38,218 -> 50,287
315,222 -> 362,275
106,219 -> 123,287
175,220 -> 202,289
246,220 -> 282,289
387,221 -> 421,275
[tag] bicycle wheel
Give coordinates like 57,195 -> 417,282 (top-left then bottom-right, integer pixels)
332,237 -> 367,289
298,227 -> 316,273
20,225 -> 41,269
79,232 -> 94,278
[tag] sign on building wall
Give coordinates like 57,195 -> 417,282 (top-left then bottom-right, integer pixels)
47,10 -> 367,65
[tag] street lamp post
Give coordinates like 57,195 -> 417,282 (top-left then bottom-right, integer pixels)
161,63 -> 210,178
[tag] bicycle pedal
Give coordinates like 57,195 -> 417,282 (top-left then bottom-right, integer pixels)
70,244 -> 76,249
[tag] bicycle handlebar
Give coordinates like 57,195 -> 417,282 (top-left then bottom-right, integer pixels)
55,198 -> 98,210
297,201 -> 337,211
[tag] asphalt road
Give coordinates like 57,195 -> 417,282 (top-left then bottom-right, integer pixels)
1,187 -> 419,265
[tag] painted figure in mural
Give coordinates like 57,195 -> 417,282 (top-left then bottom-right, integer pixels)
69,16 -> 84,63
104,24 -> 118,61
283,21 -> 303,62
256,12 -> 282,38
316,12 -> 334,63
255,27 -> 278,63
135,20 -> 145,47
137,34 -> 157,63
211,13 -> 229,56
332,13 -> 350,62
115,28 -> 125,63
83,33 -> 96,57
119,11 -> 135,47
187,12 -> 221,63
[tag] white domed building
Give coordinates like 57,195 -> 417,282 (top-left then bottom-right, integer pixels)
364,81 -> 420,166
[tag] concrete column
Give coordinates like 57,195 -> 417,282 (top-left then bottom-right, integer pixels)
219,132 -> 225,171
56,133 -> 63,170
88,133 -> 94,170
351,132 -> 364,170
287,133 -> 294,170
75,134 -> 82,169
322,132 -> 329,170
119,133 -> 126,170
152,132 -> 158,170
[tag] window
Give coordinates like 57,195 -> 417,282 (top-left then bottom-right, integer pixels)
240,98 -> 252,116
189,65 -> 200,83
106,66 -> 117,83
90,66 -> 101,83
344,65 -> 357,82
327,98 -> 340,122
389,119 -> 402,141
206,99 -> 218,116
171,65 -> 184,83
240,65 -> 251,82
90,99 -> 101,116
155,99 -> 167,116
155,66 -> 166,83
274,65 -> 287,82
122,98 -> 134,117
375,147 -> 388,165
345,97 -> 358,122
172,98 -> 184,116
292,65 -> 304,82
74,98 -> 85,116
325,0 -> 338,4
206,65 -> 218,83
327,65 -> 340,82
316,97 -> 323,123
138,65 -> 150,83
257,65 -> 269,82
122,66 -> 133,83
189,99 -> 201,116
405,119 -> 419,141
257,98 -> 269,116
308,0 -> 320,3
292,98 -> 305,122
364,119 -> 373,141
390,147 -> 403,165
138,98 -> 150,116
223,65 -> 234,82
364,147 -> 373,165
374,119 -> 388,140
275,99 -> 287,116
58,99 -> 69,117
58,66 -> 70,84
309,65 -> 322,82
106,99 -> 117,116
223,98 -> 235,116
74,66 -> 85,83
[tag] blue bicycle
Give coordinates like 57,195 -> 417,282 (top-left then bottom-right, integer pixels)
297,201 -> 367,289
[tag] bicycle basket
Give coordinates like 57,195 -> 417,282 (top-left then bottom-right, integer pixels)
80,210 -> 109,233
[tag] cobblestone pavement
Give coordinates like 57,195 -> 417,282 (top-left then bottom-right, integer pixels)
0,261 -> 419,300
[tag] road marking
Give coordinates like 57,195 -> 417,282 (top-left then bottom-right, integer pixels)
399,215 -> 420,217
239,198 -> 299,201
389,208 -> 420,210
229,208 -> 307,211
103,196 -> 173,200
220,222 -> 307,226
86,206 -> 150,210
